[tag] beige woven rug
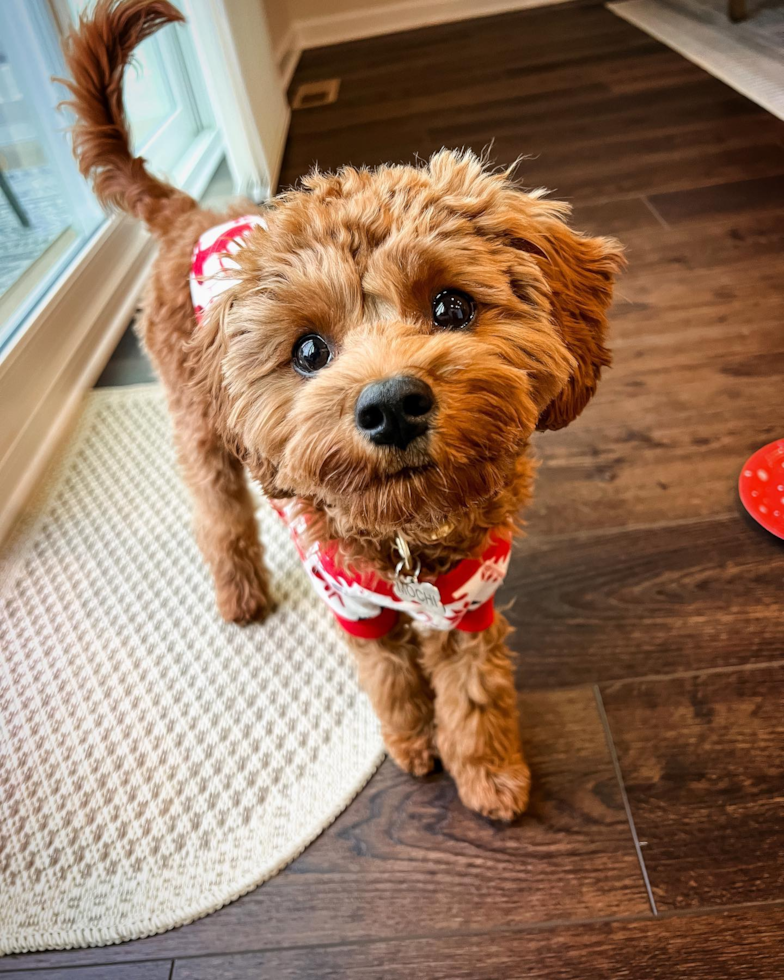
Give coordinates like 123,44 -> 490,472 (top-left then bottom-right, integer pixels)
0,385 -> 384,955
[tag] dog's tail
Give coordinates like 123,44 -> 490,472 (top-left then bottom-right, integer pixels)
59,0 -> 196,236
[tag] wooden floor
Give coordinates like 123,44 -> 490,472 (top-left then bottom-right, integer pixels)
14,2 -> 784,976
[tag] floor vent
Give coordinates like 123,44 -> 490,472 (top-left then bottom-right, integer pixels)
290,78 -> 341,110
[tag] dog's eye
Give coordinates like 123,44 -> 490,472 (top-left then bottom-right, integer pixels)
292,333 -> 332,375
432,289 -> 476,330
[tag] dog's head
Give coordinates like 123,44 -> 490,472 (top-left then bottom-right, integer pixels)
196,150 -> 623,536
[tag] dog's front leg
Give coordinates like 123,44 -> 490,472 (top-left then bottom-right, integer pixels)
348,618 -> 436,777
169,389 -> 272,625
422,613 -> 530,820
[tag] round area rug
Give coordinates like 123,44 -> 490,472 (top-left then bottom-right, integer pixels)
0,385 -> 384,955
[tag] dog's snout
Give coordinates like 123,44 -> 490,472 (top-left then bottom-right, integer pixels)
355,376 -> 435,450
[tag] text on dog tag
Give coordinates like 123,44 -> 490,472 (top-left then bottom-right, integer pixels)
392,577 -> 445,615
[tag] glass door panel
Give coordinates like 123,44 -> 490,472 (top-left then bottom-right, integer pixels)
0,48 -> 74,299
0,0 -> 103,344
0,0 -> 222,351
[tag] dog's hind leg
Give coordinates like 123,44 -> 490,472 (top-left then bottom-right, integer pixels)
168,385 -> 273,625
349,619 -> 437,776
421,613 -> 530,820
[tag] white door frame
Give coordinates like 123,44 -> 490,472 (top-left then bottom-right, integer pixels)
185,0 -> 290,200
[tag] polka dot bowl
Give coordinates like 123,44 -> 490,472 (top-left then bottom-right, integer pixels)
739,438 -> 784,540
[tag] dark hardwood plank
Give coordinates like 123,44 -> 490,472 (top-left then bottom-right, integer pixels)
0,687 -> 647,970
601,665 -> 784,910
172,908 -> 784,979
520,140 -> 783,206
529,400 -> 782,538
649,174 -> 784,225
291,3 -> 643,82
289,50 -> 700,140
504,513 -> 784,689
529,368 -> 783,537
569,196 -> 663,236
1,964 -> 172,980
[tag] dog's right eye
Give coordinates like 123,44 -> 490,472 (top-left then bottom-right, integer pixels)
292,333 -> 332,375
432,289 -> 477,330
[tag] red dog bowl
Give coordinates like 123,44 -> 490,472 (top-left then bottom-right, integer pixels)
739,439 -> 784,540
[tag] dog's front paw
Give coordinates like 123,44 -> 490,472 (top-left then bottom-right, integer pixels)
454,759 -> 531,821
385,730 -> 437,777
216,566 -> 274,625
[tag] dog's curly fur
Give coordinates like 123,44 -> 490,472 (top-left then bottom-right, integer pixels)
62,0 -> 623,820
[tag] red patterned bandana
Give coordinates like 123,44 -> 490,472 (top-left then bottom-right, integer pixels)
274,502 -> 511,639
190,215 -> 267,323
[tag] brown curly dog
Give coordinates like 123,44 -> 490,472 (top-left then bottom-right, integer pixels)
62,0 -> 623,820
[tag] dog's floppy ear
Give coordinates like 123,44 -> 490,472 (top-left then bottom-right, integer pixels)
426,151 -> 624,429
529,219 -> 625,430
439,161 -> 625,427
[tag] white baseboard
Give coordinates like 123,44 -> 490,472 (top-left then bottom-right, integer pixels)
293,0 -> 571,50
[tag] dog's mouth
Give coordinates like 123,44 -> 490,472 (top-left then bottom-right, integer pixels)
381,461 -> 434,481
359,433 -> 435,481
353,460 -> 435,499
276,440 -> 519,539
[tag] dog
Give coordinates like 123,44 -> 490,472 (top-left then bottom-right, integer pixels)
62,0 -> 623,820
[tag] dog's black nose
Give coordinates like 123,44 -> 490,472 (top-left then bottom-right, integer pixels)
355,376 -> 435,450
